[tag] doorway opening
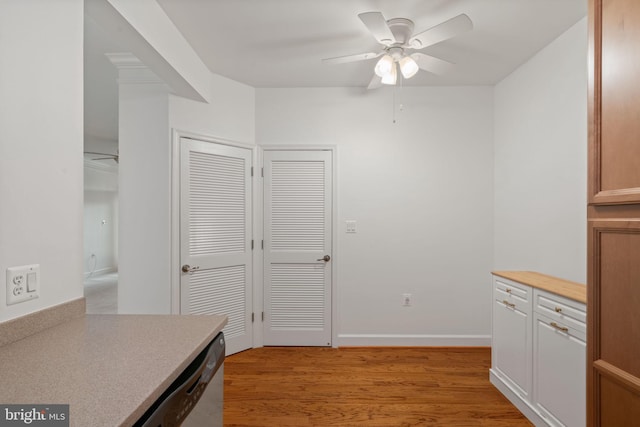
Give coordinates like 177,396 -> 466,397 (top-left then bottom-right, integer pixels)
83,153 -> 119,313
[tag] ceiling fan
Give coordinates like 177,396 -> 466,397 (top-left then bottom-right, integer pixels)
322,11 -> 473,89
84,151 -> 119,164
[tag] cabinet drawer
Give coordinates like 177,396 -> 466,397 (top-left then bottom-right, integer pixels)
534,311 -> 586,342
494,277 -> 529,300
494,277 -> 530,313
534,289 -> 586,334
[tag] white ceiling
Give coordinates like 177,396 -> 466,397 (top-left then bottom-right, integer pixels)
155,0 -> 587,87
85,13 -> 121,143
84,0 -> 587,142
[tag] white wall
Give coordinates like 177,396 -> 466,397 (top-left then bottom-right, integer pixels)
494,18 -> 588,283
257,87 -> 495,345
0,0 -> 84,321
84,134 -> 118,157
117,79 -> 172,314
169,73 -> 255,144
115,70 -> 255,315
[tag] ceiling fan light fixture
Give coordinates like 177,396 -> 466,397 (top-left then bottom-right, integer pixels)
374,54 -> 394,77
399,55 -> 419,79
381,62 -> 397,85
323,11 -> 473,89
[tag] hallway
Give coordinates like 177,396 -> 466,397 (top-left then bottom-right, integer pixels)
84,272 -> 117,314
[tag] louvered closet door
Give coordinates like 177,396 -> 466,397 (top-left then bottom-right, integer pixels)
263,150 -> 332,346
180,138 -> 252,355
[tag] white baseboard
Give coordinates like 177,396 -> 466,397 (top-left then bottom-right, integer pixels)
83,267 -> 118,279
337,334 -> 491,347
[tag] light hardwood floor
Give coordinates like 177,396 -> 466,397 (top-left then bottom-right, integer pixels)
83,272 -> 117,314
223,347 -> 532,427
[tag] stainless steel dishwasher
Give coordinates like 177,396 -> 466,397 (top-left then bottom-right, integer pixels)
134,331 -> 225,427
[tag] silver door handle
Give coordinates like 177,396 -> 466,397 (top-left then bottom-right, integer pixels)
182,264 -> 200,273
317,255 -> 331,262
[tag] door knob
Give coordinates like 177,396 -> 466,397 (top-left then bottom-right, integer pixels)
317,255 -> 331,262
182,264 -> 200,273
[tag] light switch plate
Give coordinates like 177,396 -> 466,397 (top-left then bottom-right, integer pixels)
346,220 -> 357,233
6,264 -> 39,305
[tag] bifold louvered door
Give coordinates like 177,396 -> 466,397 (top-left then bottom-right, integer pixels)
180,138 -> 252,355
263,150 -> 332,346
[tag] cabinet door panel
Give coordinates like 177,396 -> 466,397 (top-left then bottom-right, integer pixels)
534,313 -> 586,427
598,374 -> 640,426
598,229 -> 640,376
590,0 -> 640,204
493,300 -> 530,399
589,220 -> 640,425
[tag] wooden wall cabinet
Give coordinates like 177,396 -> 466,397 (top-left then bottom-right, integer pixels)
491,273 -> 586,427
588,0 -> 640,425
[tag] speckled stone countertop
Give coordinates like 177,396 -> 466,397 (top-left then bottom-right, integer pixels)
0,313 -> 227,426
492,271 -> 587,304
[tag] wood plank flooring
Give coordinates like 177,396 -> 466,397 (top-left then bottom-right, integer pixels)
223,347 -> 532,426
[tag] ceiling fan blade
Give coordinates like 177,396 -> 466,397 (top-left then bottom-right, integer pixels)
367,74 -> 382,90
91,156 -> 116,161
409,14 -> 473,49
322,51 -> 382,65
411,53 -> 455,75
358,12 -> 396,46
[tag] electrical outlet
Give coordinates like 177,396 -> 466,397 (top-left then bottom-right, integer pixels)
402,293 -> 412,307
6,264 -> 40,306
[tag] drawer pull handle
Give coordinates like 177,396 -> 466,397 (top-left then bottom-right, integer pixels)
550,322 -> 569,333
554,307 -> 562,313
502,300 -> 516,308
505,288 -> 512,293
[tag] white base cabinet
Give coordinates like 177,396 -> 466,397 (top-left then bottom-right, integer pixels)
491,274 -> 586,427
532,290 -> 586,427
491,277 -> 532,401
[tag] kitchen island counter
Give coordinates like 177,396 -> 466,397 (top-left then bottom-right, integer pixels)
0,310 -> 227,426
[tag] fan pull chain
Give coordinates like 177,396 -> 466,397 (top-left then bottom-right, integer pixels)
399,72 -> 404,113
392,72 -> 404,124
392,83 -> 396,124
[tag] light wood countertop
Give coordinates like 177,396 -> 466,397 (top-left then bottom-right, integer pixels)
0,313 -> 227,426
492,271 -> 587,304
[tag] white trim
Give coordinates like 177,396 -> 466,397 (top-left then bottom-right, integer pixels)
257,145 -> 338,348
176,130 -> 254,150
170,129 -> 181,314
170,129 -> 257,317
252,147 -> 264,348
262,144 -> 335,152
337,334 -> 492,347
331,147 -> 338,348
